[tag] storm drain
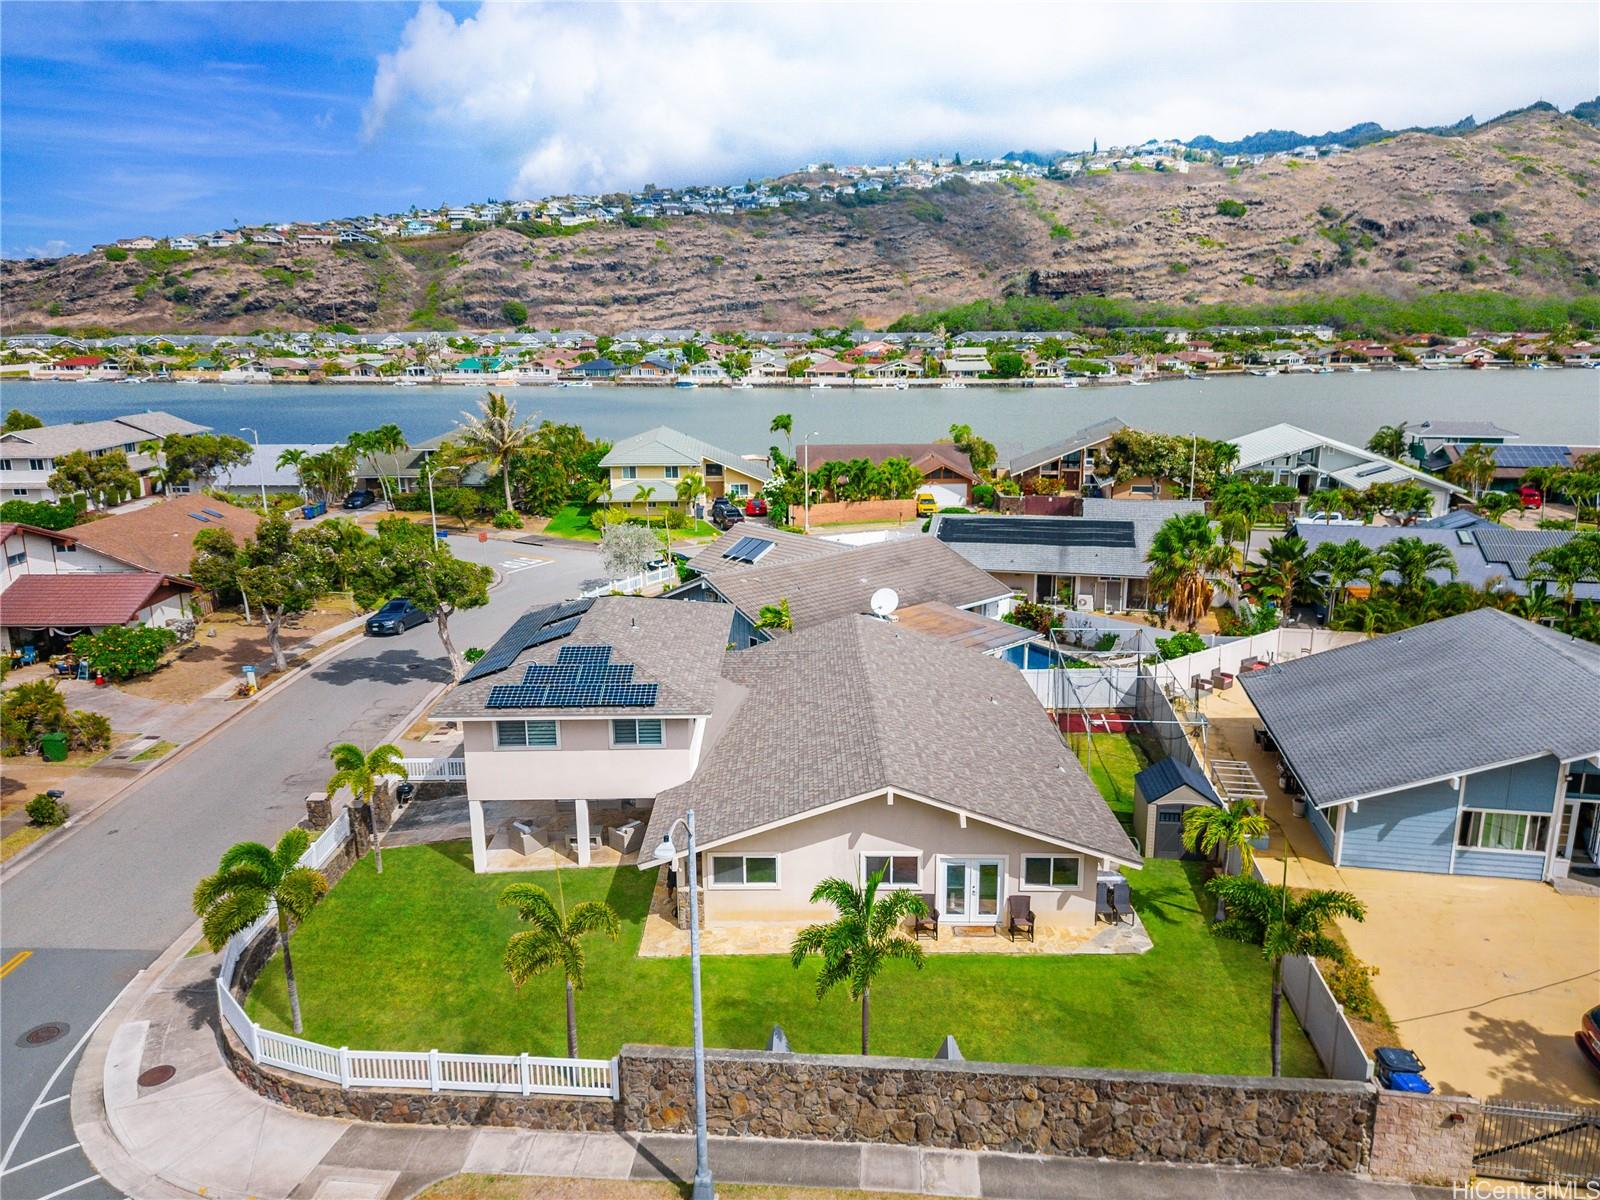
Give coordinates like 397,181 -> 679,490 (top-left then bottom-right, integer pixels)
20,1022 -> 68,1047
137,1065 -> 176,1088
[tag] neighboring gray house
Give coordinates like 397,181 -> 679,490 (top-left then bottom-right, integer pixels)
1133,758 -> 1223,859
1241,609 -> 1600,882
214,444 -> 336,497
930,499 -> 1205,609
0,410 -> 209,502
1227,423 -> 1464,516
666,535 -> 1013,648
1292,523 -> 1600,603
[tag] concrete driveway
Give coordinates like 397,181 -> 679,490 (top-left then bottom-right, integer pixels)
1201,688 -> 1600,1107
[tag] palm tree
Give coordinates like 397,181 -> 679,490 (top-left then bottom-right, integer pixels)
789,869 -> 927,1054
1309,539 -> 1383,617
325,742 -> 408,875
1145,513 -> 1232,630
634,485 -> 657,534
1528,534 -> 1600,608
193,828 -> 328,1034
1216,509 -> 1251,576
499,879 -> 620,1057
1445,444 -> 1496,500
675,470 -> 705,516
755,597 -> 793,631
1365,424 -> 1408,460
1181,799 -> 1270,877
1382,537 -> 1457,598
455,391 -> 535,511
1508,582 -> 1560,624
1248,534 -> 1311,615
770,413 -> 794,458
1206,874 -> 1366,1076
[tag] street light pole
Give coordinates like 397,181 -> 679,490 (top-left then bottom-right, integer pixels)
1188,431 -> 1197,501
425,458 -> 439,541
240,426 -> 266,511
652,812 -> 714,1200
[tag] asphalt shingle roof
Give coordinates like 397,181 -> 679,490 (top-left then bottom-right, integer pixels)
431,595 -> 734,720
695,537 -> 1010,631
646,615 -> 1139,862
68,498 -> 261,577
599,425 -> 771,482
802,443 -> 976,480
1008,418 -> 1128,476
686,526 -> 848,578
1135,757 -> 1221,805
0,411 -> 208,458
1240,609 -> 1600,805
893,600 -> 1040,654
931,500 -> 1204,578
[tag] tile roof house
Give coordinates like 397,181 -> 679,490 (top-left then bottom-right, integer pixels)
801,443 -> 978,507
67,497 -> 261,578
599,426 -> 770,510
665,536 -> 1013,648
931,499 -> 1205,609
1240,609 -> 1600,881
646,614 -> 1139,931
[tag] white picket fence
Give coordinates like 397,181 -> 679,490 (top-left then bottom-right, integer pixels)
214,808 -> 616,1100
580,563 -> 675,598
396,756 -> 466,781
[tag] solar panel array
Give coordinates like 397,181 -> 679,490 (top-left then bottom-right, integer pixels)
721,535 -> 774,564
486,643 -> 659,709
936,517 -> 1135,550
1485,444 -> 1571,469
461,597 -> 595,682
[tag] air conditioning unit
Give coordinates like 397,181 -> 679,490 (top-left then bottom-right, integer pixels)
1075,594 -> 1094,612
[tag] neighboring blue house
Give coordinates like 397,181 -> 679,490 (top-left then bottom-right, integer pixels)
1242,609 -> 1600,882
574,357 -> 620,378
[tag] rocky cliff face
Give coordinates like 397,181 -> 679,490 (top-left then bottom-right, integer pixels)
5,111 -> 1597,333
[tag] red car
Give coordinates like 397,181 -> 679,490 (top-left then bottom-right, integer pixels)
1520,485 -> 1543,509
1578,1005 -> 1600,1075
744,496 -> 768,517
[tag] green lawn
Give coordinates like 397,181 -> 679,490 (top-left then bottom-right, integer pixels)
541,504 -> 602,540
1066,731 -> 1149,831
244,842 -> 1318,1077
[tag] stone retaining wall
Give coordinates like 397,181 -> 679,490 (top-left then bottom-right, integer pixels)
1368,1090 -> 1481,1187
619,1046 -> 1374,1173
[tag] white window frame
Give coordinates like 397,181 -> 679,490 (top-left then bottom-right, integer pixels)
1021,854 -> 1083,889
1457,810 -> 1550,855
664,465 -> 680,479
860,852 -> 920,889
620,466 -> 638,480
495,719 -> 560,749
611,718 -> 664,748
707,853 -> 780,888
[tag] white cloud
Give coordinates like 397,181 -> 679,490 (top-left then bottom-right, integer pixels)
364,1 -> 1599,198
22,239 -> 71,259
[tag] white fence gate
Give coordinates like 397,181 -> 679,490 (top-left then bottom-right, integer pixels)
214,809 -> 616,1100
396,757 -> 466,781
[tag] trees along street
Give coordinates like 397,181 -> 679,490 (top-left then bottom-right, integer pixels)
0,535 -> 598,1191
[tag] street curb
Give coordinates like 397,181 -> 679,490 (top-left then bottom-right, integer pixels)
1,619 -> 375,883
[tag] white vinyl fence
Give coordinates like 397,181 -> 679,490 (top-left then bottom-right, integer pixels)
396,756 -> 466,781
214,808 -> 616,1100
580,563 -> 675,598
1280,954 -> 1374,1082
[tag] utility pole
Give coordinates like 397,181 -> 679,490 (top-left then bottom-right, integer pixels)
241,426 -> 267,511
1188,432 -> 1197,501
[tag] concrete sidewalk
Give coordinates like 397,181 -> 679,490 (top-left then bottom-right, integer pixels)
74,933 -> 1451,1200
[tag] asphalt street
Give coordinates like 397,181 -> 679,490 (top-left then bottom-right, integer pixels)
0,533 -> 604,1200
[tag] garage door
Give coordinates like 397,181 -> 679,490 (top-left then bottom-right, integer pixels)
924,483 -> 967,508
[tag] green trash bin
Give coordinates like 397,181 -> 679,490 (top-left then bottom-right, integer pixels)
39,732 -> 69,762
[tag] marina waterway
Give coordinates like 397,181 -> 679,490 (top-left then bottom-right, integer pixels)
5,370 -> 1596,456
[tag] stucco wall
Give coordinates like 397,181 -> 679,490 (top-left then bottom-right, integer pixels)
462,716 -> 700,802
698,790 -> 1102,928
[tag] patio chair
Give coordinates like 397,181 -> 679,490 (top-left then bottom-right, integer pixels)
19,646 -> 37,666
1005,895 -> 1034,943
912,893 -> 940,941
1210,669 -> 1234,691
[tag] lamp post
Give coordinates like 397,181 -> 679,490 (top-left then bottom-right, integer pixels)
650,811 -> 713,1200
423,457 -> 439,541
1188,431 -> 1197,501
801,430 -> 820,533
240,426 -> 267,511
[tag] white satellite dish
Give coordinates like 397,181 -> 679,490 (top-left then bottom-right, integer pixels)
869,587 -> 900,618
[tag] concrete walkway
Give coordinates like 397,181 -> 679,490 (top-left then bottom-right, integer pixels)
74,929 -> 1450,1200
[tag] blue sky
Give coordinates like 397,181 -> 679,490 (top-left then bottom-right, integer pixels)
3,1 -> 1596,259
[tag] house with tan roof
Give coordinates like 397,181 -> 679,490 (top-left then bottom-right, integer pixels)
67,496 -> 260,578
801,442 -> 978,507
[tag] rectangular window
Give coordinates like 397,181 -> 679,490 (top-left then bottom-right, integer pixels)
495,720 -> 558,748
0,460 -> 11,470
863,854 -> 919,887
612,718 -> 663,747
620,466 -> 638,479
30,459 -> 46,471
710,854 -> 778,886
1022,855 -> 1081,889
62,543 -> 77,553
1157,810 -> 1184,824
6,550 -> 25,566
11,489 -> 27,497
664,465 -> 680,479
1457,811 -> 1549,853
704,462 -> 724,477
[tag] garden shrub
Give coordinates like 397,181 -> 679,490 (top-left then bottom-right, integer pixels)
1155,632 -> 1207,660
26,793 -> 69,826
1321,955 -> 1383,1021
391,491 -> 428,512
971,483 -> 996,509
70,625 -> 177,680
69,709 -> 112,752
1,679 -> 68,756
0,497 -> 87,530
491,509 -> 522,530
663,508 -> 687,530
1093,633 -> 1120,652
1004,598 -> 1062,633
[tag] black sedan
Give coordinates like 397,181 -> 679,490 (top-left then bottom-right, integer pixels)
342,489 -> 377,510
365,598 -> 430,636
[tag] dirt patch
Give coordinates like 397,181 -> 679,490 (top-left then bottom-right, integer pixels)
118,606 -> 357,704
418,1177 -> 930,1200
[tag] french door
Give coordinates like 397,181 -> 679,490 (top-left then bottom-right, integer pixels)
941,858 -> 1003,924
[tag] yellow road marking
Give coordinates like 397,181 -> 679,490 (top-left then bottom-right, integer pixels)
0,950 -> 31,980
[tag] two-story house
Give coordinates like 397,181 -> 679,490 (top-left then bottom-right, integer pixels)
0,411 -> 209,503
1006,418 -> 1128,494
598,426 -> 770,513
1227,422 -> 1463,516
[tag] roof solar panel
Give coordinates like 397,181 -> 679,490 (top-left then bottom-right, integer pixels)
721,535 -> 774,564
187,512 -> 211,523
557,644 -> 613,664
1355,464 -> 1389,478
1489,444 -> 1570,469
935,517 -> 1135,550
461,597 -> 595,682
201,507 -> 225,518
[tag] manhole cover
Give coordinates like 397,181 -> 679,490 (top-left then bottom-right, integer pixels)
21,1022 -> 67,1047
137,1065 -> 176,1088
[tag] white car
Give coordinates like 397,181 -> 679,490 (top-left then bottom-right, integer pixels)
1298,512 -> 1366,527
